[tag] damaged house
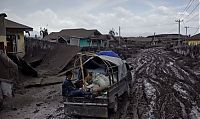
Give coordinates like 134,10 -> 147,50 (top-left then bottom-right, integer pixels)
42,28 -> 109,48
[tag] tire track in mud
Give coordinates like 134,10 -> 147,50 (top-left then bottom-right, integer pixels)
127,48 -> 200,119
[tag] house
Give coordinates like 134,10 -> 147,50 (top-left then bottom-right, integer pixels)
0,13 -> 33,58
43,28 -> 109,47
185,33 -> 200,45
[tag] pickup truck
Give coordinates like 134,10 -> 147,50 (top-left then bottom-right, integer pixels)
63,51 -> 132,118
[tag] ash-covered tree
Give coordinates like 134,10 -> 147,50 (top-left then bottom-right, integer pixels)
40,27 -> 48,38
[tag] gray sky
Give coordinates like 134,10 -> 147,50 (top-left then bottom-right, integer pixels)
1,0 -> 199,36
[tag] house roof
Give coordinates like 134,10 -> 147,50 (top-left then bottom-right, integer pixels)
60,28 -> 101,38
43,28 -> 102,41
42,32 -> 60,41
5,19 -> 33,31
187,33 -> 200,40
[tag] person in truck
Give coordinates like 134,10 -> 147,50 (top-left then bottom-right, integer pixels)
62,71 -> 91,98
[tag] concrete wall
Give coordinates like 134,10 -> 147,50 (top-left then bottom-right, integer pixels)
70,37 -> 79,46
0,36 -> 6,46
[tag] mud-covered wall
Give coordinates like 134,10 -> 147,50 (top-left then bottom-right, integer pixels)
24,38 -> 58,62
0,51 -> 18,80
24,38 -> 80,75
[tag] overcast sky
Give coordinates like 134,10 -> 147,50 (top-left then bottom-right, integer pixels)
1,0 -> 199,36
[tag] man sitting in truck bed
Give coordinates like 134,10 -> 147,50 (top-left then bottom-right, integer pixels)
62,71 -> 91,97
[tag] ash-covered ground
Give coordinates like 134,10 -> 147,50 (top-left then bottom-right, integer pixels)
0,79 -> 65,119
1,47 -> 200,119
127,47 -> 200,119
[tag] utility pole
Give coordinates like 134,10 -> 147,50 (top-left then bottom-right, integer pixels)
175,19 -> 183,45
185,26 -> 189,36
153,32 -> 155,45
119,26 -> 121,45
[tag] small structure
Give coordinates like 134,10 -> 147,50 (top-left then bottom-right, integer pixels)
43,28 -> 109,47
185,33 -> 200,45
147,34 -> 188,45
0,13 -> 33,58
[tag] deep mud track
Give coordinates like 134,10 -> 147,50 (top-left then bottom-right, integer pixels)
125,48 -> 200,119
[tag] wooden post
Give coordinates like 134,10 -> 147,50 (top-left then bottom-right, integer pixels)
79,54 -> 86,90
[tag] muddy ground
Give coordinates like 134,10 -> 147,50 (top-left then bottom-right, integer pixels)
127,47 -> 200,119
0,75 -> 65,119
1,47 -> 200,119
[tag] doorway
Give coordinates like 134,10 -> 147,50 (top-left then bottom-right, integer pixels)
6,35 -> 17,53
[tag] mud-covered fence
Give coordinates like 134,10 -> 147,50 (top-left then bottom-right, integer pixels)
173,45 -> 200,59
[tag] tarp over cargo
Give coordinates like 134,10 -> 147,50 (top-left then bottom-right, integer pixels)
65,53 -> 127,79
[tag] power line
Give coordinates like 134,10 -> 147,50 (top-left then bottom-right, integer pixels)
187,2 -> 200,18
185,13 -> 199,23
179,0 -> 195,19
193,27 -> 199,35
184,0 -> 195,13
179,0 -> 192,18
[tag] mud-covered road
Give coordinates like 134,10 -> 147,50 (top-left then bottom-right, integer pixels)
1,47 -> 200,119
127,47 -> 200,119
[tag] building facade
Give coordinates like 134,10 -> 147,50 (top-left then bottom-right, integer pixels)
0,13 -> 33,58
186,33 -> 200,45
